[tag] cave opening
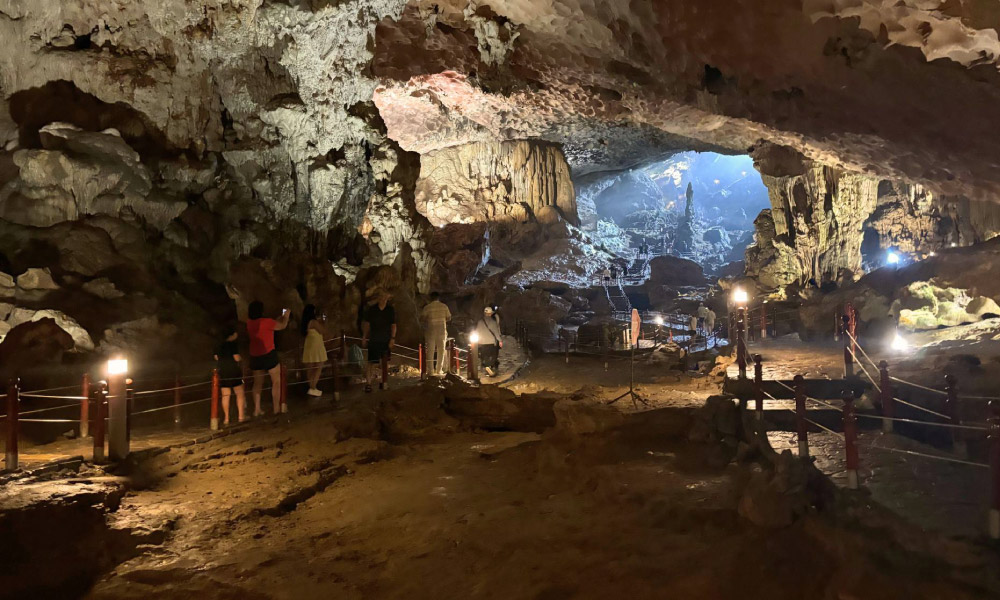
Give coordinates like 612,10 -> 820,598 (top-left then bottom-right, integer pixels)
576,151 -> 769,281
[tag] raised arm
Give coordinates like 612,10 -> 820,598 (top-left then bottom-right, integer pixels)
274,309 -> 290,330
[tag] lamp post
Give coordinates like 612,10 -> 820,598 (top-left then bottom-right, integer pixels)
469,332 -> 480,382
733,288 -> 748,379
107,358 -> 129,461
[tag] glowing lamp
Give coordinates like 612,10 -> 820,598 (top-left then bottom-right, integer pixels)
655,316 -> 664,325
886,251 -> 900,265
107,358 -> 128,375
929,251 -> 936,257
469,332 -> 480,344
951,242 -> 958,247
890,333 -> 910,352
732,288 -> 748,306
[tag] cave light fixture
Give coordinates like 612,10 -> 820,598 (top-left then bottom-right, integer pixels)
886,251 -> 900,266
655,316 -> 664,325
732,288 -> 748,306
107,358 -> 129,376
469,331 -> 480,344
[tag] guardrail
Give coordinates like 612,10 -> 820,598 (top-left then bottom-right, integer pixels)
742,329 -> 1000,539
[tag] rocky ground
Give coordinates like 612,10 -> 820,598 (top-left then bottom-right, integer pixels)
4,360 -> 1000,599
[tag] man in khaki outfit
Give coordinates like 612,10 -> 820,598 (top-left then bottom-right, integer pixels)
421,292 -> 452,376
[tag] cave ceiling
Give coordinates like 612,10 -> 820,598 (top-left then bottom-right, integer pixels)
1,0 -> 1000,197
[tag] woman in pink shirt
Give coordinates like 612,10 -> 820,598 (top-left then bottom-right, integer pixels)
246,300 -> 290,416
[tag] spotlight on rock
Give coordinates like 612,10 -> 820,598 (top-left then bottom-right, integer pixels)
887,251 -> 900,265
890,332 -> 910,353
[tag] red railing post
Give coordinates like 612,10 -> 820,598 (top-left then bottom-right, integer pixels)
451,340 -> 459,374
210,369 -> 220,431
843,389 -> 860,489
280,363 -> 288,413
80,372 -> 91,438
945,374 -> 965,456
93,381 -> 107,464
842,314 -> 854,378
753,354 -> 764,421
879,361 -> 893,433
989,400 -> 1000,539
5,378 -> 19,471
419,343 -> 426,380
380,356 -> 389,389
794,374 -> 808,458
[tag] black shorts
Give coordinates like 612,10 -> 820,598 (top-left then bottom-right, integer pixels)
249,349 -> 280,372
368,341 -> 390,363
220,377 -> 244,390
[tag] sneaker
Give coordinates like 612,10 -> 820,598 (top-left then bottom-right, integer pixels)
307,388 -> 322,397
484,366 -> 496,377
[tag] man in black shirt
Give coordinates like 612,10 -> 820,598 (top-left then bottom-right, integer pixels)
362,291 -> 396,392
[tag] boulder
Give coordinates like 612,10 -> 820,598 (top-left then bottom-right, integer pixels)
0,272 -> 13,298
15,268 -> 59,291
738,451 -> 819,529
647,255 -> 705,287
82,277 -> 125,299
0,319 -> 75,379
552,398 -> 625,435
893,281 -> 1000,331
499,287 -> 572,338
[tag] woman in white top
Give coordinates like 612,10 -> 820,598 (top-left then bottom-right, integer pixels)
301,304 -> 328,397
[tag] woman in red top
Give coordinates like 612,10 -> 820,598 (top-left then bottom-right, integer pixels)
247,300 -> 290,416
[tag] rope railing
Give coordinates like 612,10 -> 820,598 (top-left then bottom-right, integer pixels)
744,344 -> 1000,538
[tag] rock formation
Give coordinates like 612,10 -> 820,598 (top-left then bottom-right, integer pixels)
745,144 -> 1000,291
2,0 -> 1000,367
415,140 -> 576,226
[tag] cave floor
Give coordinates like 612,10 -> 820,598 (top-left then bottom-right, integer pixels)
68,392 -> 1000,600
5,350 -> 1000,598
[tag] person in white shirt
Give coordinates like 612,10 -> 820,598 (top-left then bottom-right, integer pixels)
697,302 -> 709,333
475,306 -> 503,376
420,292 -> 452,376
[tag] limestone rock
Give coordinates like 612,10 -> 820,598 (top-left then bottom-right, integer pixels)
0,272 -> 14,298
647,255 -> 705,287
5,307 -> 93,352
738,451 -> 817,529
16,268 -> 59,291
415,140 -> 577,227
82,278 -> 125,300
894,281 -> 1000,331
0,319 -> 75,379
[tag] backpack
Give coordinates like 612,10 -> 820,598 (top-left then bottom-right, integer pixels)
348,344 -> 365,365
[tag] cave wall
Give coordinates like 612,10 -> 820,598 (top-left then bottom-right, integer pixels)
414,140 -> 577,227
745,145 -> 1000,289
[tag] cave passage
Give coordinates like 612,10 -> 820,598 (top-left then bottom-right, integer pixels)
578,152 -> 769,279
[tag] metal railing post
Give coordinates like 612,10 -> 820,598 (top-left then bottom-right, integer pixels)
753,354 -> 764,421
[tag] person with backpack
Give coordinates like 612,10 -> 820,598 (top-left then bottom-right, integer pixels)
475,306 -> 503,376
